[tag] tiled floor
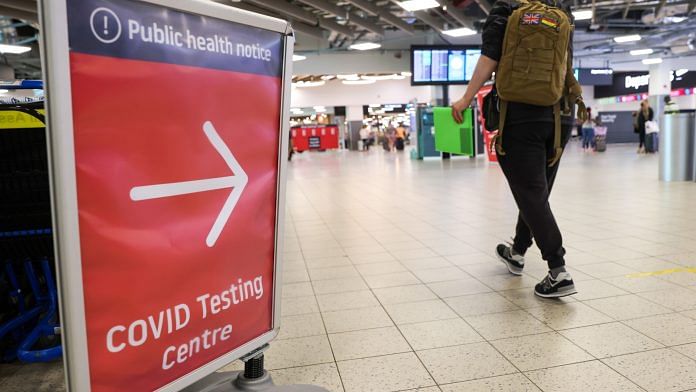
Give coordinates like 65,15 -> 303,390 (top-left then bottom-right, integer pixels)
220,142 -> 696,392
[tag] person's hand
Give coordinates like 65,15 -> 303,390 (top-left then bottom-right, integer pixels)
451,98 -> 471,124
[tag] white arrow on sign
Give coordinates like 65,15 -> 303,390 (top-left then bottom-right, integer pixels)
129,121 -> 248,247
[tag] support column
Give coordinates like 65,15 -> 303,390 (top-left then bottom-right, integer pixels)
346,105 -> 364,151
648,62 -> 671,117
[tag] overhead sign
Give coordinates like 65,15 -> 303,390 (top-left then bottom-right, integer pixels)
595,70 -> 696,98
40,0 -> 293,391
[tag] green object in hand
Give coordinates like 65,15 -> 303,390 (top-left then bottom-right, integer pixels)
433,107 -> 474,156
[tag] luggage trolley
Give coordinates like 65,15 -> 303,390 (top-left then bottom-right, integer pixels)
0,82 -> 62,363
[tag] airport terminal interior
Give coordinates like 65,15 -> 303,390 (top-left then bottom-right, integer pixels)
2,0 -> 696,391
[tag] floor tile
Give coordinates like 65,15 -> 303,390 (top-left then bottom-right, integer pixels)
603,349 -> 696,392
637,287 -> 696,311
525,360 -> 641,392
312,277 -> 368,295
283,268 -> 310,283
445,292 -> 519,317
476,274 -> 539,291
384,299 -> 458,325
270,363 -> 344,392
304,256 -> 353,269
417,342 -> 517,384
372,284 -> 437,305
401,257 -> 454,271
439,373 -> 541,392
363,271 -> 421,289
426,278 -> 491,298
322,306 -> 394,333
603,275 -> 681,293
584,295 -> 672,320
673,343 -> 696,361
459,262 -> 510,278
354,261 -> 407,276
316,290 -> 380,312
328,326 -> 411,361
491,332 -> 593,371
390,248 -> 438,260
525,301 -> 614,330
624,313 -> 696,346
398,318 -> 483,350
498,288 -> 575,309
308,265 -> 360,281
277,313 -> 326,340
281,296 -> 319,316
465,310 -> 552,340
411,267 -> 471,283
560,322 -> 663,358
570,279 -> 630,301
281,282 -> 315,298
337,352 -> 435,392
264,335 -> 334,370
573,262 -> 639,278
348,252 -> 396,265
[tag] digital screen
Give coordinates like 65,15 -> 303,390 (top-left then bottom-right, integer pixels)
576,68 -> 613,86
413,50 -> 431,82
411,46 -> 482,85
448,51 -> 465,81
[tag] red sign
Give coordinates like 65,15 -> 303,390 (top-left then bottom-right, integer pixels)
45,0 -> 291,390
476,85 -> 498,163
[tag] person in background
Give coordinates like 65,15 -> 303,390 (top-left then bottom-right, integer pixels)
395,123 -> 406,151
664,95 -> 680,114
581,118 -> 595,152
359,124 -> 370,151
632,111 -> 639,143
386,124 -> 397,151
637,100 -> 653,154
581,108 -> 595,152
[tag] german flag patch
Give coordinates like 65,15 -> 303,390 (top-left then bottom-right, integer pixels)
541,16 -> 559,29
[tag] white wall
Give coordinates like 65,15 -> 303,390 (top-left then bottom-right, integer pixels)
291,78 -> 433,108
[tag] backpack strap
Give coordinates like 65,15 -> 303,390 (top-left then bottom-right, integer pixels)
548,101 -> 562,167
494,99 -> 508,156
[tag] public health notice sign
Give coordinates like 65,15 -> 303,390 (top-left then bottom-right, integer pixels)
43,0 -> 291,390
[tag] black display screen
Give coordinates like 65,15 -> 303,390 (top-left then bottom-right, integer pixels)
411,45 -> 481,86
575,68 -> 614,86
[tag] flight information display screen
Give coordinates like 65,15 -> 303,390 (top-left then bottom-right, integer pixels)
411,46 -> 481,85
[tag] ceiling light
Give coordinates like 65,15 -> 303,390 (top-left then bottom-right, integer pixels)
642,58 -> 663,65
443,27 -> 477,37
321,75 -> 336,80
630,48 -> 654,56
397,0 -> 439,12
349,42 -> 381,51
0,44 -> 31,54
0,89 -> 8,94
572,10 -> 593,21
342,79 -> 377,85
614,34 -> 641,43
401,71 -> 412,76
337,73 -> 360,80
293,54 -> 307,61
293,80 -> 326,87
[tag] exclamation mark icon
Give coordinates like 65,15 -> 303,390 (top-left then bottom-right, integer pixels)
103,15 -> 108,35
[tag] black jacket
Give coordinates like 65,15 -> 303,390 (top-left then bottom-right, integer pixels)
637,108 -> 654,134
482,0 -> 575,125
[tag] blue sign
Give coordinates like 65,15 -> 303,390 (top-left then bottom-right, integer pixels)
67,0 -> 284,78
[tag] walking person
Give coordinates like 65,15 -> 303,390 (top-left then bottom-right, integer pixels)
581,109 -> 595,152
451,0 -> 585,297
637,100 -> 654,154
359,124 -> 370,151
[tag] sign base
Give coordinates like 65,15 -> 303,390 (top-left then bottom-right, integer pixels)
183,370 -> 330,392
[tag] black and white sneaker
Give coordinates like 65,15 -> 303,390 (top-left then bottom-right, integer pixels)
496,243 -> 524,276
534,272 -> 577,298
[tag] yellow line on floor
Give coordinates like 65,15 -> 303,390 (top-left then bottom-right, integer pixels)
626,267 -> 696,278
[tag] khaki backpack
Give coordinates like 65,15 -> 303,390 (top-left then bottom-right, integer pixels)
495,0 -> 587,166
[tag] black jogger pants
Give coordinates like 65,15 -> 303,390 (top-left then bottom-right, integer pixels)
497,121 -> 572,270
